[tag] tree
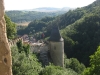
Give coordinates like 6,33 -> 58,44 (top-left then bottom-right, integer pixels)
65,58 -> 85,74
16,40 -> 23,53
5,15 -> 17,39
40,64 -> 78,75
16,40 -> 30,55
83,46 -> 100,75
23,44 -> 30,56
11,46 -> 42,75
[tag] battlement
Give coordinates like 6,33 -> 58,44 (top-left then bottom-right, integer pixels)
8,37 -> 23,47
8,37 -> 48,54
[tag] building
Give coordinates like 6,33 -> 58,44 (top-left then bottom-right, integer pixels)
48,26 -> 64,67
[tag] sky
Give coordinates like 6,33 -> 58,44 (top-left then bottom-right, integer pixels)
4,0 -> 96,10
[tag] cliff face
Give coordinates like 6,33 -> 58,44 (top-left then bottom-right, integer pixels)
0,0 -> 12,75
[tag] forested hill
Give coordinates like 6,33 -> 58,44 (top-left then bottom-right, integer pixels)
17,0 -> 100,67
5,10 -> 67,23
61,0 -> 100,66
27,7 -> 72,12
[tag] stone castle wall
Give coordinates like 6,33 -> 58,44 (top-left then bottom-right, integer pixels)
8,38 -> 48,54
8,38 -> 23,47
0,0 -> 12,75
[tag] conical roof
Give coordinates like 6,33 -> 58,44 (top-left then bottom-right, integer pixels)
49,26 -> 63,42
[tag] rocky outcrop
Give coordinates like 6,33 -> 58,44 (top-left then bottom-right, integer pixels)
0,0 -> 12,75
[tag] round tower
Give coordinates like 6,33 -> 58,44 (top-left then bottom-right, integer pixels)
48,26 -> 64,67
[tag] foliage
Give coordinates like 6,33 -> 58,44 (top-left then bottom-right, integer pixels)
16,40 -> 23,53
11,46 -> 42,75
17,7 -> 86,37
82,46 -> 100,75
59,0 -> 100,66
17,16 -> 55,36
5,15 -> 17,39
11,45 -> 81,75
16,40 -> 30,55
6,11 -> 66,23
40,64 -> 78,75
23,44 -> 30,56
65,58 -> 85,74
62,13 -> 100,66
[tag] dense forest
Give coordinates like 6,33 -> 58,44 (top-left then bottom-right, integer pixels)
5,11 -> 67,23
5,0 -> 100,75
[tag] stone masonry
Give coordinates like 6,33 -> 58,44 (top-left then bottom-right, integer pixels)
0,0 -> 12,75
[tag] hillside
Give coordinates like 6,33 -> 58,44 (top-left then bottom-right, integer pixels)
28,7 -> 72,12
5,10 -> 68,23
17,0 -> 100,67
61,0 -> 100,66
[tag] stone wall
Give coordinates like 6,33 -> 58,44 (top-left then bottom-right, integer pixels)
8,38 -> 23,47
30,43 -> 48,53
49,41 -> 64,67
0,0 -> 12,75
8,38 -> 48,54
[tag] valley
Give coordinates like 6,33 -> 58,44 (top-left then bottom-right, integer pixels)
5,0 -> 100,75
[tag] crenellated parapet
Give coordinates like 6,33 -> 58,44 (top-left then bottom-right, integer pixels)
8,37 -> 23,47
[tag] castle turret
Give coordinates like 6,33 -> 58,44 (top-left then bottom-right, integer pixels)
49,26 -> 64,67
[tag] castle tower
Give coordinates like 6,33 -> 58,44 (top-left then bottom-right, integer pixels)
49,26 -> 64,67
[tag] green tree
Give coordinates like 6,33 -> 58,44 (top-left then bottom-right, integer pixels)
40,64 -> 78,75
16,40 -> 23,53
5,15 -> 17,39
16,40 -> 30,55
83,46 -> 100,75
11,46 -> 42,75
23,44 -> 30,56
65,58 -> 85,74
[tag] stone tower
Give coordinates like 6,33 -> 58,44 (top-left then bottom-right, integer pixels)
0,0 -> 12,75
49,26 -> 64,67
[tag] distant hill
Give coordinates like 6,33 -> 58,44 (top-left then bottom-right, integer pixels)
5,7 -> 72,23
27,7 -> 72,12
